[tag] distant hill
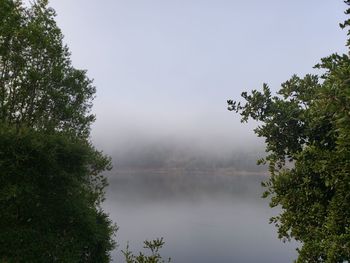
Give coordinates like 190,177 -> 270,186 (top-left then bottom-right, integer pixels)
111,142 -> 266,173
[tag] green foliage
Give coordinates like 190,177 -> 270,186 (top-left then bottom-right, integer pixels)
0,0 -> 95,138
0,0 -> 116,262
122,238 -> 171,263
0,128 -> 116,262
228,1 -> 350,262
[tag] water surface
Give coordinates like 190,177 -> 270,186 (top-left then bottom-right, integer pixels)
104,171 -> 298,263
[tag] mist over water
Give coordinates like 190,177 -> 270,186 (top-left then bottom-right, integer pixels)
44,1 -> 348,262
103,170 -> 298,263
97,116 -> 298,262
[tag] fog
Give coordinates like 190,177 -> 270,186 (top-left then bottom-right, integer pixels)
48,0 -> 347,162
45,1 -> 348,262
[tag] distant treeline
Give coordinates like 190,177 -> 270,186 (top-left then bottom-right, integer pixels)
112,145 -> 266,172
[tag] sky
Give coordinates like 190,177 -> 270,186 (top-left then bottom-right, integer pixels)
48,0 -> 348,159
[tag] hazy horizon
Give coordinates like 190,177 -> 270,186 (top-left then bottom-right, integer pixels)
48,0 -> 347,163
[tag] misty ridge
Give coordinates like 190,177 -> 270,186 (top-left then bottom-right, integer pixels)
103,134 -> 269,203
109,136 -> 267,173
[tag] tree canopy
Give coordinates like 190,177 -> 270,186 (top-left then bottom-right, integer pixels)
0,1 -> 116,262
0,128 -> 115,262
0,0 -> 95,138
228,1 -> 350,262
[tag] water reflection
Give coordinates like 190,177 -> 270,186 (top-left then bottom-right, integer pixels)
103,171 -> 298,263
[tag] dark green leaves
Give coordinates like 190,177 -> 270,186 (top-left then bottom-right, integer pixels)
0,128 -> 116,262
122,238 -> 171,263
0,0 -> 95,138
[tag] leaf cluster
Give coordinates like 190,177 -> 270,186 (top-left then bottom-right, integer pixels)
122,238 -> 171,263
0,0 -> 95,138
0,127 -> 116,262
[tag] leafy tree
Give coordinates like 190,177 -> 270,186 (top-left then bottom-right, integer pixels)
0,127 -> 116,262
0,0 -> 95,138
228,1 -> 350,262
0,0 -> 116,262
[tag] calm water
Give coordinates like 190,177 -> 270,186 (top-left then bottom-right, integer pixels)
103,171 -> 298,263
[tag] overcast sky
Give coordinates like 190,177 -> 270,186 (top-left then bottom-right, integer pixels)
48,0 -> 347,155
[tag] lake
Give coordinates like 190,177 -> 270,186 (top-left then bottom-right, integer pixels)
103,170 -> 298,263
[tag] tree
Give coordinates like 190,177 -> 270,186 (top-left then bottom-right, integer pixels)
0,1 -> 116,262
228,1 -> 350,262
0,128 -> 116,262
0,0 -> 95,138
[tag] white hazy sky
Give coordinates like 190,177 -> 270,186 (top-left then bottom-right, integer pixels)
49,0 -> 347,154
